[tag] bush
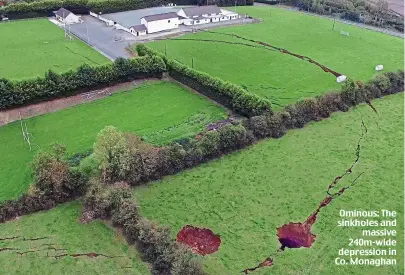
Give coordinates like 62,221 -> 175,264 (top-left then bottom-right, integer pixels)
218,123 -> 249,152
0,56 -> 166,110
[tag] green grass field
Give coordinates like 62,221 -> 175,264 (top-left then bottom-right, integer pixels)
0,19 -> 109,80
0,201 -> 150,274
134,93 -> 404,275
146,6 -> 404,108
0,81 -> 226,201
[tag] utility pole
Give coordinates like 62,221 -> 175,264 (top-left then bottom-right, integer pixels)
192,57 -> 194,68
165,44 -> 167,56
332,17 -> 336,30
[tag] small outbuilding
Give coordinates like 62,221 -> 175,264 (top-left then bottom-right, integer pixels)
141,12 -> 179,34
130,24 -> 147,36
54,8 -> 81,24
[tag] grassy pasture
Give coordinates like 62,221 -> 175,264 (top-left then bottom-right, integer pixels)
147,6 -> 404,108
0,19 -> 109,80
0,201 -> 150,274
134,93 -> 404,275
0,81 -> 226,201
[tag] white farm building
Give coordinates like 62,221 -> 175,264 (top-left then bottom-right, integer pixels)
54,8 -> 81,24
91,5 -> 240,37
141,12 -> 179,33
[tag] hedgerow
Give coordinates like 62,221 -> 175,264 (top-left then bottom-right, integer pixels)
136,44 -> 273,117
83,179 -> 207,275
0,56 -> 166,110
0,0 -> 252,20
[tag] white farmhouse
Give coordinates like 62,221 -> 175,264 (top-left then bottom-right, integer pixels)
177,5 -> 239,25
54,8 -> 81,24
129,24 -> 147,36
141,12 -> 179,34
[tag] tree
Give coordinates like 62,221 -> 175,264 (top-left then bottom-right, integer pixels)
93,126 -> 130,183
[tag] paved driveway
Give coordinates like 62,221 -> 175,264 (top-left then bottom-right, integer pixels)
67,16 -> 137,60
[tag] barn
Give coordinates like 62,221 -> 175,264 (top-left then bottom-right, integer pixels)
54,8 -> 81,24
140,12 -> 179,34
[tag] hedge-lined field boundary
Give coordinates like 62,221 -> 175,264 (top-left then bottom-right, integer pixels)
0,69 -> 402,274
1,70 -> 402,223
136,44 -> 273,117
0,56 -> 166,110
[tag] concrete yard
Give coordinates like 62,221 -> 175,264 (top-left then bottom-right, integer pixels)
103,7 -> 181,28
50,6 -> 254,60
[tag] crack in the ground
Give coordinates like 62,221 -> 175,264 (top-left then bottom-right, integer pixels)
0,236 -> 49,242
0,236 -> 21,241
0,247 -> 18,252
366,99 -> 379,115
50,252 -> 123,260
165,37 -> 277,52
200,30 -> 343,77
242,119 -> 368,273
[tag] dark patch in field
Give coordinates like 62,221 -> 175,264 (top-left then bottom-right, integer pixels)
201,30 -> 343,77
242,120 -> 368,273
176,225 -> 221,255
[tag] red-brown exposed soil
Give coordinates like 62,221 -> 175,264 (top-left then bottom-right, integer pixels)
0,78 -> 159,127
176,225 -> 221,255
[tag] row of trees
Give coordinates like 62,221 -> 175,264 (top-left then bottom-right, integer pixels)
0,0 -> 252,19
136,44 -> 273,117
0,56 -> 166,110
280,0 -> 403,31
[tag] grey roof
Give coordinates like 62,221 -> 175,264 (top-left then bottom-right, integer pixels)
142,12 -> 178,22
181,5 -> 221,17
54,8 -> 72,19
130,24 -> 147,32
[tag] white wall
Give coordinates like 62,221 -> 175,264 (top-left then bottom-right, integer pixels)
64,13 -> 81,24
144,17 -> 179,33
193,18 -> 210,25
211,17 -> 219,22
219,16 -> 229,21
183,19 -> 194,26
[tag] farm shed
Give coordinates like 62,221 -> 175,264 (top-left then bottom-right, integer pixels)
130,24 -> 147,36
54,8 -> 81,24
177,5 -> 238,25
141,12 -> 179,34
